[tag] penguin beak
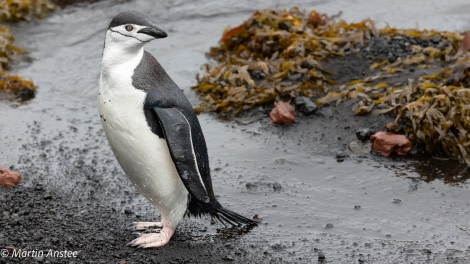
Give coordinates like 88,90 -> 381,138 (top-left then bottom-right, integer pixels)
138,26 -> 168,39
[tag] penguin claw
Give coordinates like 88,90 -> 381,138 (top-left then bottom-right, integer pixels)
126,241 -> 136,247
126,226 -> 174,248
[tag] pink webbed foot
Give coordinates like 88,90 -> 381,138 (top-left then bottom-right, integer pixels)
127,225 -> 175,248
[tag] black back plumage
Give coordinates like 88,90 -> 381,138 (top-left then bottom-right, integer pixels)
132,51 -> 257,226
133,51 -> 215,199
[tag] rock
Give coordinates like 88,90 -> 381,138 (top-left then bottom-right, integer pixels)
335,151 -> 349,162
454,31 -> 470,58
245,182 -> 258,190
2,211 -> 10,220
349,140 -> 372,155
300,60 -> 313,69
370,131 -> 412,156
269,101 -> 295,124
430,35 -> 441,44
355,128 -> 374,141
272,182 -> 282,191
294,96 -> 317,115
223,255 -> 235,261
249,68 -> 265,80
43,192 -> 52,200
0,167 -> 22,188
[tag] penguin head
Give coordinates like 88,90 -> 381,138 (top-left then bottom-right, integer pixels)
104,11 -> 167,51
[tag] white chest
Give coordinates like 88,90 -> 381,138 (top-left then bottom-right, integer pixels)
97,55 -> 187,209
98,63 -> 156,177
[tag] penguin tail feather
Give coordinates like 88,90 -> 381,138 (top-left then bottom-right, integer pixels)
186,197 -> 258,227
213,206 -> 258,227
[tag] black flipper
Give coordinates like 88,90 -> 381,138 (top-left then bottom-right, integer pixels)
151,106 -> 211,204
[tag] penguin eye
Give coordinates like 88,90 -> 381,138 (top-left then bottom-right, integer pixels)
125,25 -> 134,31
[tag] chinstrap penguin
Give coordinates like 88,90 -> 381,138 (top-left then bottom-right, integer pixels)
98,11 -> 257,248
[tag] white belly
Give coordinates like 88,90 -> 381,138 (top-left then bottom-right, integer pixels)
98,67 -> 188,224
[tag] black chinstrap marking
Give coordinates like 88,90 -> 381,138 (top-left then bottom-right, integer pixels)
109,28 -> 152,43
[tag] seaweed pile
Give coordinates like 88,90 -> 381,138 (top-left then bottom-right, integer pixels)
0,25 -> 35,101
194,8 -> 340,114
0,0 -> 55,101
0,71 -> 35,101
0,0 -> 55,22
192,8 -> 470,163
0,24 -> 24,71
394,59 -> 470,163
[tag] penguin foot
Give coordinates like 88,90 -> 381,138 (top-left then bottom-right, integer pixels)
127,226 -> 174,248
132,221 -> 163,231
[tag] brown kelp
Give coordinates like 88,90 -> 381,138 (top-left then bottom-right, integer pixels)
0,71 -> 35,101
0,0 -> 54,101
395,59 -> 470,164
0,0 -> 55,22
0,25 -> 35,101
0,25 -> 26,71
193,8 -> 470,163
193,8 -> 341,114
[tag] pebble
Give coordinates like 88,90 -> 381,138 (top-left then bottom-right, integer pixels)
225,243 -> 234,249
3,211 -> 10,220
349,140 -> 372,155
223,255 -> 235,261
269,101 -> 295,124
43,192 -> 52,200
300,60 -> 313,69
335,151 -> 349,162
245,182 -> 258,190
430,35 -> 441,44
355,128 -> 374,141
294,96 -> 317,115
272,182 -> 282,191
